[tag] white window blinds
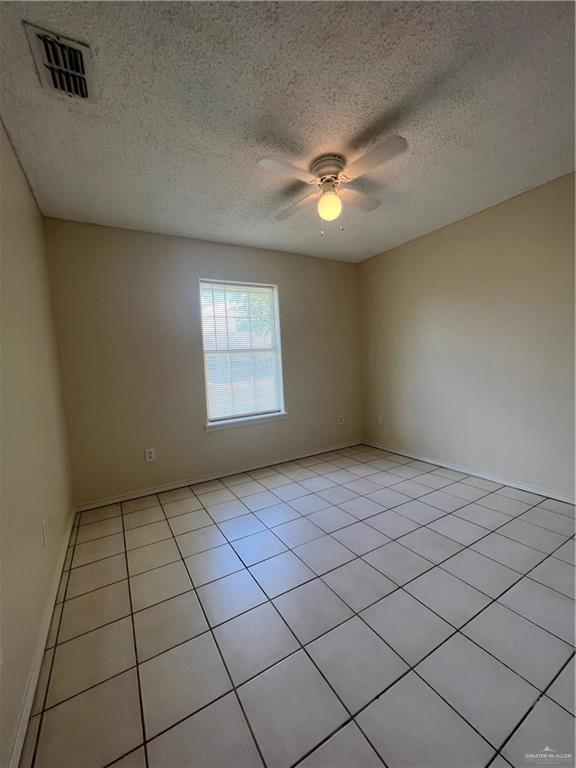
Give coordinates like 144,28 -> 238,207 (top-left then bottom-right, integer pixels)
199,281 -> 285,422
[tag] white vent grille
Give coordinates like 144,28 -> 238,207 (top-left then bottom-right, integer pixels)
24,22 -> 94,101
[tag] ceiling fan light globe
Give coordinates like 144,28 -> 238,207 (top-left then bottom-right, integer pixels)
317,191 -> 342,222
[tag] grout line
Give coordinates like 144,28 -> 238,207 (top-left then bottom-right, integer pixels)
64,483 -> 574,642
39,662 -> 139,714
361,442 -> 575,505
120,502 -> 150,768
178,488 -> 573,759
62,463 -> 574,645
28,540 -> 72,768
167,523 -> 270,767
282,526 -> 544,744
68,479 -> 571,582
48,514 -> 573,670
285,519 -> 576,766
33,541 -> 563,761
29,445 -> 575,767
485,650 -> 576,766
101,746 -> 146,768
220,538 -> 391,768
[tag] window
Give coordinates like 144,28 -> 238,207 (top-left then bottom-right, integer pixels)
199,280 -> 285,425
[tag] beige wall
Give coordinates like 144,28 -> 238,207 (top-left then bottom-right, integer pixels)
1,130 -> 572,767
42,175 -> 574,508
0,123 -> 72,765
44,220 -> 362,506
361,174 -> 575,500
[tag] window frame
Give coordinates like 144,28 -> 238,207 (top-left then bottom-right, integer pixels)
198,278 -> 287,430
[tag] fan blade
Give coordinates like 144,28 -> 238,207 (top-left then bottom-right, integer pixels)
275,191 -> 319,220
340,187 -> 381,212
258,157 -> 316,184
342,135 -> 407,181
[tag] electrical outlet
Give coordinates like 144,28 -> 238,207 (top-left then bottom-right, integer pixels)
145,448 -> 156,463
41,520 -> 48,547
338,415 -> 345,425
377,414 -> 384,425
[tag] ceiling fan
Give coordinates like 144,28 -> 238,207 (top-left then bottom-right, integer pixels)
258,135 -> 407,223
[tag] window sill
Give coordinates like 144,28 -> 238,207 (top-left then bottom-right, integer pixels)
205,411 -> 289,432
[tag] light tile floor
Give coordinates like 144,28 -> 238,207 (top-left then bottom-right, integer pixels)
21,445 -> 575,768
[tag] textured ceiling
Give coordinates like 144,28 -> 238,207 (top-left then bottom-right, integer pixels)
0,2 -> 573,262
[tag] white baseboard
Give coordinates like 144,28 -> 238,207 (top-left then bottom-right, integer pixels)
76,439 -> 363,511
363,441 -> 575,504
9,510 -> 76,768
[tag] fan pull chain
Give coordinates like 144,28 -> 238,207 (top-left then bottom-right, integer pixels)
320,212 -> 344,237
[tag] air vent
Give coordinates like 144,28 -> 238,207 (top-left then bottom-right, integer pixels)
24,22 -> 94,101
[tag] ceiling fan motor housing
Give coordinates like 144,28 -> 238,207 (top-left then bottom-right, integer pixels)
310,153 -> 345,182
